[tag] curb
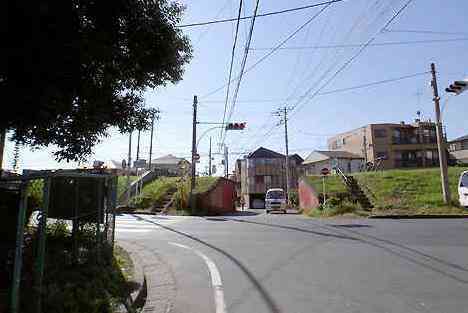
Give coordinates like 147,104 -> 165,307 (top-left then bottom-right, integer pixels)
117,240 -> 177,313
117,211 -> 157,215
368,214 -> 468,219
117,242 -> 147,312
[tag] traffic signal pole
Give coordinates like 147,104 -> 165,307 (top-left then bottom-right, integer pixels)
430,63 -> 451,204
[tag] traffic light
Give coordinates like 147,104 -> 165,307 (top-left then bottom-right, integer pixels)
225,122 -> 246,130
445,80 -> 468,95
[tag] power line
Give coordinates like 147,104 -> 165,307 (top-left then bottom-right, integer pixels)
317,71 -> 430,95
290,0 -> 416,116
219,0 -> 244,146
382,28 -> 468,36
250,37 -> 468,50
220,0 -> 261,149
201,1 -> 336,99
177,0 -> 346,28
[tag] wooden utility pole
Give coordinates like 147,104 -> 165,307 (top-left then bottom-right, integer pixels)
148,113 -> 155,170
224,145 -> 229,178
126,131 -> 133,205
209,136 -> 212,176
136,129 -> 141,161
191,95 -> 198,195
283,107 -> 290,203
430,63 -> 451,204
0,130 -> 5,173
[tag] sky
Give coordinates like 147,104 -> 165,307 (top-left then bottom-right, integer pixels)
4,0 -> 468,175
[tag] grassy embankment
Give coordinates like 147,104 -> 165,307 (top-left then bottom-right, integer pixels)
130,176 -> 219,215
305,167 -> 468,217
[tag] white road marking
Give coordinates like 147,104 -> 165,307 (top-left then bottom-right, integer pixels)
169,242 -> 227,313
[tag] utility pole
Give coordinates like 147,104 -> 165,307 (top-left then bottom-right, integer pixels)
126,131 -> 133,206
362,129 -> 368,169
283,107 -> 290,203
209,136 -> 212,176
430,63 -> 451,204
136,129 -> 141,161
224,145 -> 229,178
191,95 -> 198,196
148,113 -> 155,170
0,130 -> 5,174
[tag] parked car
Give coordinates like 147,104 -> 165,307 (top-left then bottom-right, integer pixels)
265,188 -> 287,214
459,170 -> 468,208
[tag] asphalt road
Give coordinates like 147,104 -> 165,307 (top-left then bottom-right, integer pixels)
116,211 -> 468,313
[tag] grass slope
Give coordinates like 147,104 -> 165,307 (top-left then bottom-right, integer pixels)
306,167 -> 468,215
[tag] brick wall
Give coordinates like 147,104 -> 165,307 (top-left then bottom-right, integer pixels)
196,178 -> 236,215
298,178 -> 320,214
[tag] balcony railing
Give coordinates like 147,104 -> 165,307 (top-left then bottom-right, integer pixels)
392,136 -> 437,145
394,158 -> 439,168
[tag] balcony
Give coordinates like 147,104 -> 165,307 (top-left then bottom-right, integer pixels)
394,158 -> 439,168
392,136 -> 437,145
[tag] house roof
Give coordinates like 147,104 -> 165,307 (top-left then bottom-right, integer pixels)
450,134 -> 468,143
151,154 -> 188,165
247,147 -> 285,159
303,150 -> 363,164
290,154 -> 304,164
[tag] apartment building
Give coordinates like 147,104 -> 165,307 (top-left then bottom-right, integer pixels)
235,147 -> 303,209
449,135 -> 468,165
328,120 -> 440,170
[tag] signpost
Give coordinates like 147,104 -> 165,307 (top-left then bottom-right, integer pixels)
321,167 -> 330,205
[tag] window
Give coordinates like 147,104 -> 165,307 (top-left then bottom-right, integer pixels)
342,138 -> 346,145
255,175 -> 264,184
374,129 -> 388,138
461,173 -> 468,187
264,175 -> 272,187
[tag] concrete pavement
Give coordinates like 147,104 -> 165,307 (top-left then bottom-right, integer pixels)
115,212 -> 468,313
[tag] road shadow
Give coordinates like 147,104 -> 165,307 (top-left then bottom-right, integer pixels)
328,224 -> 373,228
317,223 -> 468,284
223,210 -> 260,216
204,217 -> 229,222
226,218 -> 358,241
130,214 -> 283,313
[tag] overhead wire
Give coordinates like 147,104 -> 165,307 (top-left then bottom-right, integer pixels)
201,2 -> 336,99
219,0 -> 244,146
237,0 -> 416,154
219,0 -> 261,150
249,37 -> 468,50
382,28 -> 468,36
289,0 -> 417,117
177,0 -> 346,28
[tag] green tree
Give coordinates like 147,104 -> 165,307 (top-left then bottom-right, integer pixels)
0,0 -> 192,161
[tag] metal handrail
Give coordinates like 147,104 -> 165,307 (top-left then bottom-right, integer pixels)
334,166 -> 349,185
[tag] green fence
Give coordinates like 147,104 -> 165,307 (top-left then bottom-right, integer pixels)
1,170 -> 117,313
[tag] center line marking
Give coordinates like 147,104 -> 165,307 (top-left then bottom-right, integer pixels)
169,242 -> 227,313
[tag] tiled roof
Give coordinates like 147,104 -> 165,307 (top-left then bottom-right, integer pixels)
247,147 -> 285,159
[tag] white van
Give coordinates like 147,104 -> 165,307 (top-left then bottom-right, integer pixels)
265,188 -> 287,214
458,170 -> 468,208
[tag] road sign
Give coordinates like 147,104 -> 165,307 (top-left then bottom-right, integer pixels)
134,159 -> 147,168
193,153 -> 200,161
321,167 -> 330,176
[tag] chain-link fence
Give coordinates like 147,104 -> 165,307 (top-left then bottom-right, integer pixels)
1,170 -> 117,313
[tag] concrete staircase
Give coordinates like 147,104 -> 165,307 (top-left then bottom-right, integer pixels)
152,186 -> 178,213
335,167 -> 373,210
118,170 -> 160,205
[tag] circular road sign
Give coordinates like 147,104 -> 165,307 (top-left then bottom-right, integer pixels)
321,167 -> 330,176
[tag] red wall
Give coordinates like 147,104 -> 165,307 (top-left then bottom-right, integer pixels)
298,178 -> 320,214
196,178 -> 236,215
